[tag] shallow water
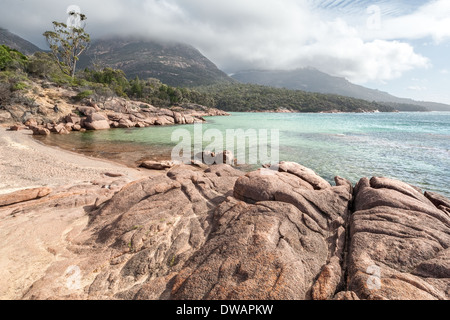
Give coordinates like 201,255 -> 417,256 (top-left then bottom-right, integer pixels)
35,112 -> 450,198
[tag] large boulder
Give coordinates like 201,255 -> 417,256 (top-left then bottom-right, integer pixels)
341,177 -> 450,300
24,119 -> 38,128
83,113 -> 110,131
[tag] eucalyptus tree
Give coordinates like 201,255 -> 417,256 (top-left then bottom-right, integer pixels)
43,10 -> 90,78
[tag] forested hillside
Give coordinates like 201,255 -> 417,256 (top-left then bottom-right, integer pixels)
195,83 -> 396,113
1,45 -> 408,118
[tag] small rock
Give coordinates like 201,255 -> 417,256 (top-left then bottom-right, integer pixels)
58,127 -> 70,135
64,123 -> 74,132
104,172 -> 124,178
140,160 -> 177,170
65,114 -> 81,125
216,150 -> 236,166
30,126 -> 51,136
51,123 -> 65,133
9,124 -> 22,131
25,119 -> 38,127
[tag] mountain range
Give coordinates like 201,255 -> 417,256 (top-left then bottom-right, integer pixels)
78,38 -> 235,87
232,69 -> 450,112
1,28 -> 450,111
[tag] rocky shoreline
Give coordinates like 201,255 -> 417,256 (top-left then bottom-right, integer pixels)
1,78 -> 229,135
12,100 -> 229,136
0,129 -> 448,300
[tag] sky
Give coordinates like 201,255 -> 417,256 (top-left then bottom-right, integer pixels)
1,0 -> 450,104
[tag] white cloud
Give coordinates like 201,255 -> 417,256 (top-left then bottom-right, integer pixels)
0,0 -> 437,83
283,19 -> 430,83
407,86 -> 427,91
360,0 -> 450,43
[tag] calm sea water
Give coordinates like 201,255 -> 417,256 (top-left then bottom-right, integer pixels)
36,112 -> 450,198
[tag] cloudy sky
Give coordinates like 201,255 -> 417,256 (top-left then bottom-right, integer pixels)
2,0 -> 450,104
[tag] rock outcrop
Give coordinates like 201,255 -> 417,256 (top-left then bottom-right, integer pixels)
3,162 -> 448,300
342,177 -> 450,300
0,79 -> 229,134
0,187 -> 52,207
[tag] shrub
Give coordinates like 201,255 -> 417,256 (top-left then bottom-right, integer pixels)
0,45 -> 28,71
11,81 -> 29,91
0,81 -> 11,104
27,52 -> 59,78
74,90 -> 94,101
82,67 -> 129,97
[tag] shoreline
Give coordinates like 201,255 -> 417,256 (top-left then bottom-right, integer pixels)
0,126 -> 162,195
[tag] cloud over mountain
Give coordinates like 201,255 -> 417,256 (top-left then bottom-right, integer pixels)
0,0 -> 447,84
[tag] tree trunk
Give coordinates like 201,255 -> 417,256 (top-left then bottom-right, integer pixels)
71,58 -> 77,79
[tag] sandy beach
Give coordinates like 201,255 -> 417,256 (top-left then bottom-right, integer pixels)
0,126 -> 155,195
0,126 -> 159,299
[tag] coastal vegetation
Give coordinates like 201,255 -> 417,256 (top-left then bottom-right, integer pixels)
195,83 -> 395,112
0,44 -> 399,115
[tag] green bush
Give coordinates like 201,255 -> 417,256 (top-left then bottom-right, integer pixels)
11,81 -> 29,91
48,72 -> 74,86
82,67 -> 130,97
27,52 -> 59,78
0,45 -> 28,71
74,90 -> 94,101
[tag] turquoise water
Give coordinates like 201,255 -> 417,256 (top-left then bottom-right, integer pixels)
37,112 -> 450,198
